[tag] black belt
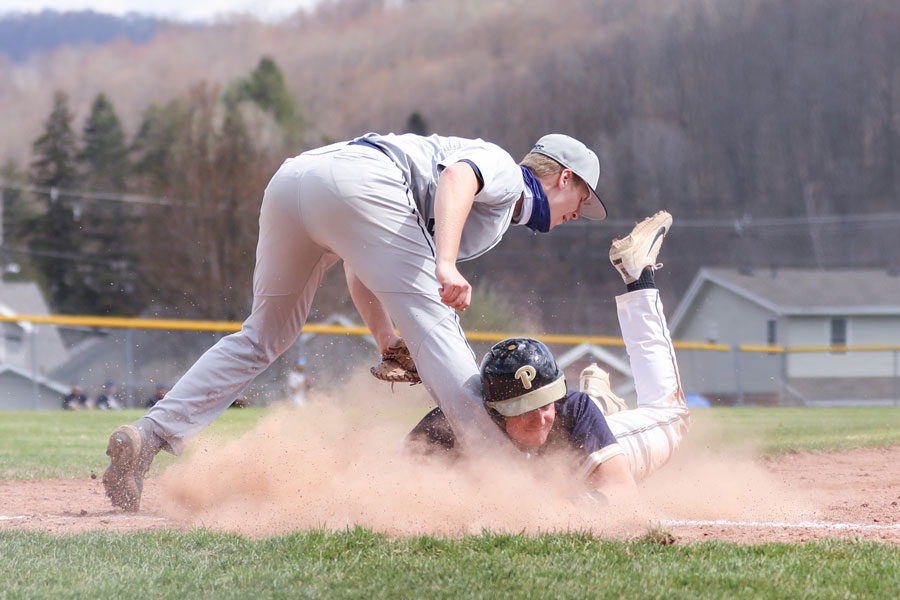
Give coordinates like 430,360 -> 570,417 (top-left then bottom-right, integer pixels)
348,139 -> 390,157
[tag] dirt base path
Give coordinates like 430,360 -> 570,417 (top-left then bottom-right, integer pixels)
2,446 -> 898,543
655,445 -> 900,544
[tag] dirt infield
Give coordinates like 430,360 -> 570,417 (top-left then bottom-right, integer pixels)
2,445 -> 898,544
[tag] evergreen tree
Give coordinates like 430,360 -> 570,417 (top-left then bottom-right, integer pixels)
31,91 -> 78,189
238,56 -> 296,124
130,100 -> 187,194
79,93 -> 129,191
28,91 -> 88,313
77,93 -> 139,316
405,111 -> 429,136
225,56 -> 303,146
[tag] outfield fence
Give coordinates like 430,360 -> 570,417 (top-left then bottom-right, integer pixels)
2,314 -> 899,410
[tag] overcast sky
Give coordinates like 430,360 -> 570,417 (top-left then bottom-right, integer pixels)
0,0 -> 321,22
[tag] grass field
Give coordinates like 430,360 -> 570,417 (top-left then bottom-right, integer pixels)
3,529 -> 898,599
2,406 -> 899,599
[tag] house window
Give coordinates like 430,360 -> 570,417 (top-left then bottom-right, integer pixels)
830,317 -> 847,352
766,320 -> 777,345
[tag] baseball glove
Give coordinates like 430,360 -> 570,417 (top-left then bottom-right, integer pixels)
370,340 -> 421,385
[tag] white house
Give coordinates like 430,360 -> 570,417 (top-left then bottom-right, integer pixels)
670,267 -> 900,404
0,281 -> 71,409
0,363 -> 70,409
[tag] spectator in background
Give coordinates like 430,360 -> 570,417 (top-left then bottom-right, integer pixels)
95,381 -> 122,410
287,357 -> 310,406
62,385 -> 88,410
144,385 -> 168,409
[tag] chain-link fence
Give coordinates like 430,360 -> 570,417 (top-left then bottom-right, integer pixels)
3,314 -> 900,411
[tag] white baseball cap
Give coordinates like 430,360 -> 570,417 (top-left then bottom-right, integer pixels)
529,134 -> 607,220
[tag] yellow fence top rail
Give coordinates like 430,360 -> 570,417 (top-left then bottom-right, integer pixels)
4,314 -> 900,353
738,344 -> 786,353
787,344 -> 900,353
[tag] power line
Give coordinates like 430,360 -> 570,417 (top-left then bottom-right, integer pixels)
0,245 -> 134,267
0,181 -> 185,207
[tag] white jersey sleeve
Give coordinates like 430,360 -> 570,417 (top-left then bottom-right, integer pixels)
438,142 -> 523,207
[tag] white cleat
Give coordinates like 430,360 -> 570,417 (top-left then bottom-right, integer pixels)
609,211 -> 673,284
579,363 -> 628,416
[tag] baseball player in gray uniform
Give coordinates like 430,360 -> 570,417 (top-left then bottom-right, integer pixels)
103,132 -> 608,511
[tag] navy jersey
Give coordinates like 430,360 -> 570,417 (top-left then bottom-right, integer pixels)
407,390 -> 624,480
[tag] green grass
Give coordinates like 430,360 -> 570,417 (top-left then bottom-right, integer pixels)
1,529 -> 898,599
688,406 -> 900,457
2,406 -> 898,599
0,408 -> 265,479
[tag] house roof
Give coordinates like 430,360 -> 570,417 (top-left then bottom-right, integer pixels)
554,342 -> 631,376
0,363 -> 70,395
0,281 -> 52,316
671,267 -> 900,330
0,281 -> 69,371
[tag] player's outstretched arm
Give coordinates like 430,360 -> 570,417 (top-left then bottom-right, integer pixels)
345,262 -> 421,385
343,262 -> 402,353
433,162 -> 479,311
586,453 -> 638,503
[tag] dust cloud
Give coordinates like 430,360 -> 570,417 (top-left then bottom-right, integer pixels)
159,372 -> 820,538
635,417 -> 821,526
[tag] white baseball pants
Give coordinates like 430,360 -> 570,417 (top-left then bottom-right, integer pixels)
605,288 -> 689,481
146,143 -> 510,453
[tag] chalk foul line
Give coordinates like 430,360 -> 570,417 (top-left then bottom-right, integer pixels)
659,519 -> 900,531
1,514 -> 167,521
4,515 -> 896,532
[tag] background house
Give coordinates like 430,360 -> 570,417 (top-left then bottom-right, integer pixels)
1,281 -> 69,372
670,268 -> 900,405
0,281 -> 70,409
553,342 -> 635,403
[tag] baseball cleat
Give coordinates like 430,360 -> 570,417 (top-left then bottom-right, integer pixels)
579,363 -> 628,415
609,211 -> 673,284
102,420 -> 160,512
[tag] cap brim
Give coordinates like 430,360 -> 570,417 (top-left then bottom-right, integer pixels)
580,189 -> 607,220
485,376 -> 567,416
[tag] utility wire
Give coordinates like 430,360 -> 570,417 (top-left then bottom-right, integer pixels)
0,245 -> 134,267
0,181 -> 184,207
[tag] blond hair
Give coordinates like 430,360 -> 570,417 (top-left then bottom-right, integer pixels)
519,152 -> 564,177
520,152 -> 585,186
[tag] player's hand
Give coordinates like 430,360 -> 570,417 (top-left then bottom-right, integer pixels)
435,261 -> 472,311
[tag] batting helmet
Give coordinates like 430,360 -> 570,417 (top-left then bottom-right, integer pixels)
480,337 -> 566,417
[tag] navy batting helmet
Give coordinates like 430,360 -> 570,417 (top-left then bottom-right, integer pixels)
480,337 -> 566,417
